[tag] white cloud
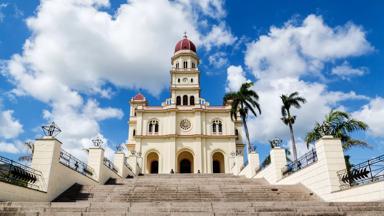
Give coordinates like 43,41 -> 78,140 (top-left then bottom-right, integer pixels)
233,14 -> 373,151
0,141 -> 20,154
353,97 -> 384,137
331,61 -> 367,80
208,52 -> 228,68
246,78 -> 367,144
225,65 -> 248,92
178,0 -> 226,19
202,22 -> 237,50
0,110 -> 23,139
245,15 -> 373,80
2,0 -> 235,159
42,99 -> 123,160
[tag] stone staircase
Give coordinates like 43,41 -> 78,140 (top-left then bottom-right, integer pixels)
1,174 -> 383,215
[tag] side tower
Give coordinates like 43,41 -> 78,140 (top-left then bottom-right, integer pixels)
127,93 -> 147,153
170,34 -> 201,106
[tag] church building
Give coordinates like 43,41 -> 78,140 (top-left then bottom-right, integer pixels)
126,35 -> 244,174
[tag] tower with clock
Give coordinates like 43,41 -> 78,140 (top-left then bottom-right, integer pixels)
126,34 -> 245,174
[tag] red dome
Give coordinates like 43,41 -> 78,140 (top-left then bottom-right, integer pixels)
132,93 -> 145,101
174,35 -> 196,53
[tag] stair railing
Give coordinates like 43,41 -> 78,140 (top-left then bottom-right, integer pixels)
0,155 -> 45,191
282,149 -> 318,176
337,154 -> 384,190
103,158 -> 118,173
59,149 -> 94,178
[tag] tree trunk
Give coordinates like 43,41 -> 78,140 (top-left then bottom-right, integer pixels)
242,115 -> 253,154
289,122 -> 297,161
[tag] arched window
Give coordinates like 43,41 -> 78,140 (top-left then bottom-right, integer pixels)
133,129 -> 136,137
183,61 -> 188,68
177,78 -> 180,83
183,95 -> 188,105
218,122 -> 223,133
190,78 -> 193,83
212,120 -> 223,134
148,119 -> 159,134
235,129 -> 239,140
176,62 -> 179,69
192,62 -> 195,68
176,96 -> 181,105
190,96 -> 195,105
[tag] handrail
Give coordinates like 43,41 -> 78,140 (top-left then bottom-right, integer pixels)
337,154 -> 384,190
0,155 -> 45,191
103,158 -> 118,173
124,159 -> 134,173
59,149 -> 94,178
282,149 -> 318,176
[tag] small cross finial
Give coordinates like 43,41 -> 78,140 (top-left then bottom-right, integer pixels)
183,31 -> 187,38
42,122 -> 61,137
91,136 -> 104,148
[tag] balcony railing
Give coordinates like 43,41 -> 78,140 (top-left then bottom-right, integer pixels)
0,155 -> 45,191
282,149 -> 318,176
337,154 -> 384,190
103,158 -> 118,173
59,149 -> 94,178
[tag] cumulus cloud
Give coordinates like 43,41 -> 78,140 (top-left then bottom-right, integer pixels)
208,52 -> 228,68
245,15 -> 373,80
331,61 -> 367,80
2,0 -> 236,159
202,22 -> 237,50
246,78 -> 368,144
0,110 -> 23,139
225,65 -> 248,92
0,141 -> 20,154
178,0 -> 226,19
353,97 -> 384,137
229,15 -> 373,157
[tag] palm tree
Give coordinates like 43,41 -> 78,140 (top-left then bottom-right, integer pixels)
223,82 -> 261,154
18,141 -> 34,162
280,92 -> 306,161
305,110 -> 368,150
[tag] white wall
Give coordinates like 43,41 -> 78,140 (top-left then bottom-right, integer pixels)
254,137 -> 384,202
0,181 -> 46,202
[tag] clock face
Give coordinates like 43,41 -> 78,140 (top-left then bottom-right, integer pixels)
180,119 -> 192,131
183,78 -> 188,83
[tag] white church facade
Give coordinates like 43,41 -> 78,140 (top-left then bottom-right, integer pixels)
126,35 -> 245,174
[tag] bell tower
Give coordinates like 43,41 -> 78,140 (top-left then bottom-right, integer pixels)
170,34 -> 200,106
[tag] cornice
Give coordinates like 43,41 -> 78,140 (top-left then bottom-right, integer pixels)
134,134 -> 237,139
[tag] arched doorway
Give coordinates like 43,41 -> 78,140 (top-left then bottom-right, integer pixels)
180,159 -> 191,173
212,152 -> 225,173
146,152 -> 159,174
177,150 -> 194,173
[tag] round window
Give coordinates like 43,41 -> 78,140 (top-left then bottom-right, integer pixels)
183,78 -> 188,83
180,119 -> 192,131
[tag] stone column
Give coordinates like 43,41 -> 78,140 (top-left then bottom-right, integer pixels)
233,154 -> 244,175
87,147 -> 104,182
269,147 -> 287,183
113,152 -> 127,178
31,136 -> 62,192
315,135 -> 347,193
248,152 -> 260,177
127,152 -> 139,175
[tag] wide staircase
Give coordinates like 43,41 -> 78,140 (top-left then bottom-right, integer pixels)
1,174 -> 383,215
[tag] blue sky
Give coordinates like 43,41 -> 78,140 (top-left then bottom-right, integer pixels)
0,0 -> 383,164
